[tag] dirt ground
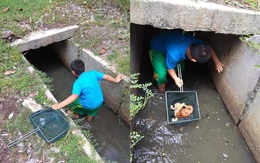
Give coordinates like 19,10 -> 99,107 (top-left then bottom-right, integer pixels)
0,94 -> 20,163
0,0 -> 257,162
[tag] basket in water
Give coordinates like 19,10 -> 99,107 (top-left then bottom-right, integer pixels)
165,91 -> 201,124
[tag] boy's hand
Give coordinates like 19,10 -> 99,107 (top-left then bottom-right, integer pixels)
174,77 -> 183,88
115,74 -> 124,83
215,62 -> 224,73
175,77 -> 183,87
51,103 -> 61,110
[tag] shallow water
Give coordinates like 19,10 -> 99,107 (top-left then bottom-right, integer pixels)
133,61 -> 253,163
25,47 -> 130,163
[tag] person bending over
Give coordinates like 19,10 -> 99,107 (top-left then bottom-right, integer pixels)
149,30 -> 224,92
51,59 -> 124,121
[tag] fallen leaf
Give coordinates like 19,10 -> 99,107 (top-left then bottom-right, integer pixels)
2,6 -> 9,12
99,47 -> 106,55
87,6 -> 95,11
3,70 -> 16,75
8,112 -> 14,119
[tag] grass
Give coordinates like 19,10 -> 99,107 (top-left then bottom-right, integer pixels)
5,108 -> 33,136
2,107 -> 98,162
223,0 -> 260,10
245,0 -> 260,10
0,0 -> 61,36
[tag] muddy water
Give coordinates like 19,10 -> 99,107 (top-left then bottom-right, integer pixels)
133,61 -> 254,163
25,47 -> 130,163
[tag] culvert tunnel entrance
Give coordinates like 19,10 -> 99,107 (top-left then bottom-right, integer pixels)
131,24 -> 254,162
24,42 -> 130,163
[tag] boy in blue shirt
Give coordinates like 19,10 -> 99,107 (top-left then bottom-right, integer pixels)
51,59 -> 123,121
149,30 -> 224,92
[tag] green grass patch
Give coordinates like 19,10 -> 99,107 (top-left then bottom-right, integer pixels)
0,40 -> 53,97
107,51 -> 118,61
0,0 -> 63,36
0,40 -> 23,71
245,0 -> 260,10
54,130 -> 97,163
118,51 -> 130,76
5,108 -> 33,135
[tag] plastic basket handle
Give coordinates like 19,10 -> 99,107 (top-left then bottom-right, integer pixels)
177,64 -> 183,92
7,128 -> 39,147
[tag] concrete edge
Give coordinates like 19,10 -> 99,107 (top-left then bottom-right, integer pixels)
10,25 -> 79,52
82,48 -> 129,82
130,0 -> 260,35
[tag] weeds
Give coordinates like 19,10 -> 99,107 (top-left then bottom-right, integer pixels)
55,128 -> 98,163
240,35 -> 260,68
130,73 -> 153,120
5,108 -> 33,137
0,0 -> 62,36
245,0 -> 260,10
118,51 -> 130,76
130,73 -> 154,161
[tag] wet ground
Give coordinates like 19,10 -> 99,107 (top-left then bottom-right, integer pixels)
133,60 -> 254,162
25,47 -> 130,163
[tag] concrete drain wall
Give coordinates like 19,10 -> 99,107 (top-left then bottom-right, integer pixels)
10,25 -> 130,162
48,41 -> 130,124
130,0 -> 260,161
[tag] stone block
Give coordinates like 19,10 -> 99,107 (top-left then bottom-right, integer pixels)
11,25 -> 79,52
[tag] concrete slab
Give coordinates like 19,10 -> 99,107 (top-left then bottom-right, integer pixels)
239,88 -> 260,162
130,0 -> 260,35
210,35 -> 260,123
10,25 -> 78,52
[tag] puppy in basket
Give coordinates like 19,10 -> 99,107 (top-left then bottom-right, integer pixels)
170,103 -> 194,122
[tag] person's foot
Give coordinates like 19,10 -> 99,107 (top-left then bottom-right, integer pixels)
82,121 -> 92,130
73,113 -> 79,119
158,83 -> 166,92
86,115 -> 92,121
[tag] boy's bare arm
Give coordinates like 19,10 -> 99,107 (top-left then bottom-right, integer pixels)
167,69 -> 183,88
103,74 -> 124,83
210,47 -> 224,73
51,94 -> 78,110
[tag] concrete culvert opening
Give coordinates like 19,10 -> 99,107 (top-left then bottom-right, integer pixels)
131,24 -> 255,162
24,41 -> 130,163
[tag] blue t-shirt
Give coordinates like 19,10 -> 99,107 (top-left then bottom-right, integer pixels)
150,30 -> 205,69
72,70 -> 104,109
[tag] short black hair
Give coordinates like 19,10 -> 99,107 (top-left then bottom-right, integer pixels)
70,59 -> 85,75
190,44 -> 211,63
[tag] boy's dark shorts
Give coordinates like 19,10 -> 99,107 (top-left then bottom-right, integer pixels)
69,98 -> 102,117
